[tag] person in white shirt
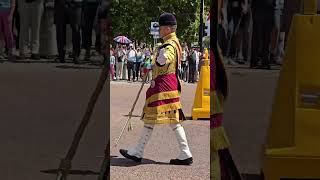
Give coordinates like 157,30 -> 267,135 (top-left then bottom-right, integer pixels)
180,43 -> 189,81
39,0 -> 57,59
122,45 -> 128,80
135,48 -> 144,81
195,48 -> 201,82
188,47 -> 197,83
126,44 -> 137,82
18,0 -> 44,60
116,45 -> 125,80
110,50 -> 116,80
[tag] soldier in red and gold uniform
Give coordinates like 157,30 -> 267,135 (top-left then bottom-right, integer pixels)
120,12 -> 193,165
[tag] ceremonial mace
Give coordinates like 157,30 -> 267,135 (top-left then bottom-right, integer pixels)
114,70 -> 149,147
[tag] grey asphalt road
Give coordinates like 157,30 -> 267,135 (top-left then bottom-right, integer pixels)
109,65 -> 280,180
224,66 -> 280,177
0,61 -> 109,180
110,81 -> 210,180
0,59 -> 280,180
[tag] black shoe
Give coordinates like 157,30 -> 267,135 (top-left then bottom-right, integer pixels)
250,63 -> 258,69
68,53 -> 74,59
256,64 -> 271,70
85,50 -> 91,61
73,57 -> 80,64
40,55 -> 49,59
170,157 -> 193,165
119,149 -> 142,162
236,60 -> 245,64
7,55 -> 16,62
40,55 -> 56,59
270,54 -> 276,64
31,54 -> 40,60
17,54 -> 26,60
55,57 -> 65,63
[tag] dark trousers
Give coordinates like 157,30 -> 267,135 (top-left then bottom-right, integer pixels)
228,12 -> 241,58
127,61 -> 135,81
180,61 -> 188,80
55,5 -> 81,59
13,5 -> 20,49
81,2 -> 98,50
135,62 -> 141,80
218,25 -> 228,57
95,33 -> 101,52
236,11 -> 251,61
250,8 -> 274,67
188,63 -> 196,83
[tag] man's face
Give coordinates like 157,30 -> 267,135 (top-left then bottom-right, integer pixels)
159,26 -> 170,38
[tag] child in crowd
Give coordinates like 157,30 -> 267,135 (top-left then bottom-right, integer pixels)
142,54 -> 152,83
110,50 -> 115,80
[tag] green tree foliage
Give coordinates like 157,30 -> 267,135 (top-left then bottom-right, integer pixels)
110,0 -> 210,46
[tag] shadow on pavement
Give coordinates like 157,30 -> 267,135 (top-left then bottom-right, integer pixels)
55,65 -> 102,70
7,59 -> 56,63
227,66 -> 281,71
111,156 -> 170,167
242,173 -> 263,180
88,61 -> 104,66
123,114 -> 141,118
40,169 -> 100,175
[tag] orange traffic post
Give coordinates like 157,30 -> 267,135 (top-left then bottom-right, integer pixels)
192,48 -> 210,120
262,0 -> 320,179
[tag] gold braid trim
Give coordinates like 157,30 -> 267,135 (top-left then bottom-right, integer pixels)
153,62 -> 177,77
142,109 -> 181,124
170,39 -> 182,64
211,127 -> 231,151
143,102 -> 182,114
143,118 -> 180,124
211,91 -> 224,115
146,90 -> 180,104
211,150 -> 221,180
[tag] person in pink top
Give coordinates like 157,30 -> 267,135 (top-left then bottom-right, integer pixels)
0,0 -> 16,61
